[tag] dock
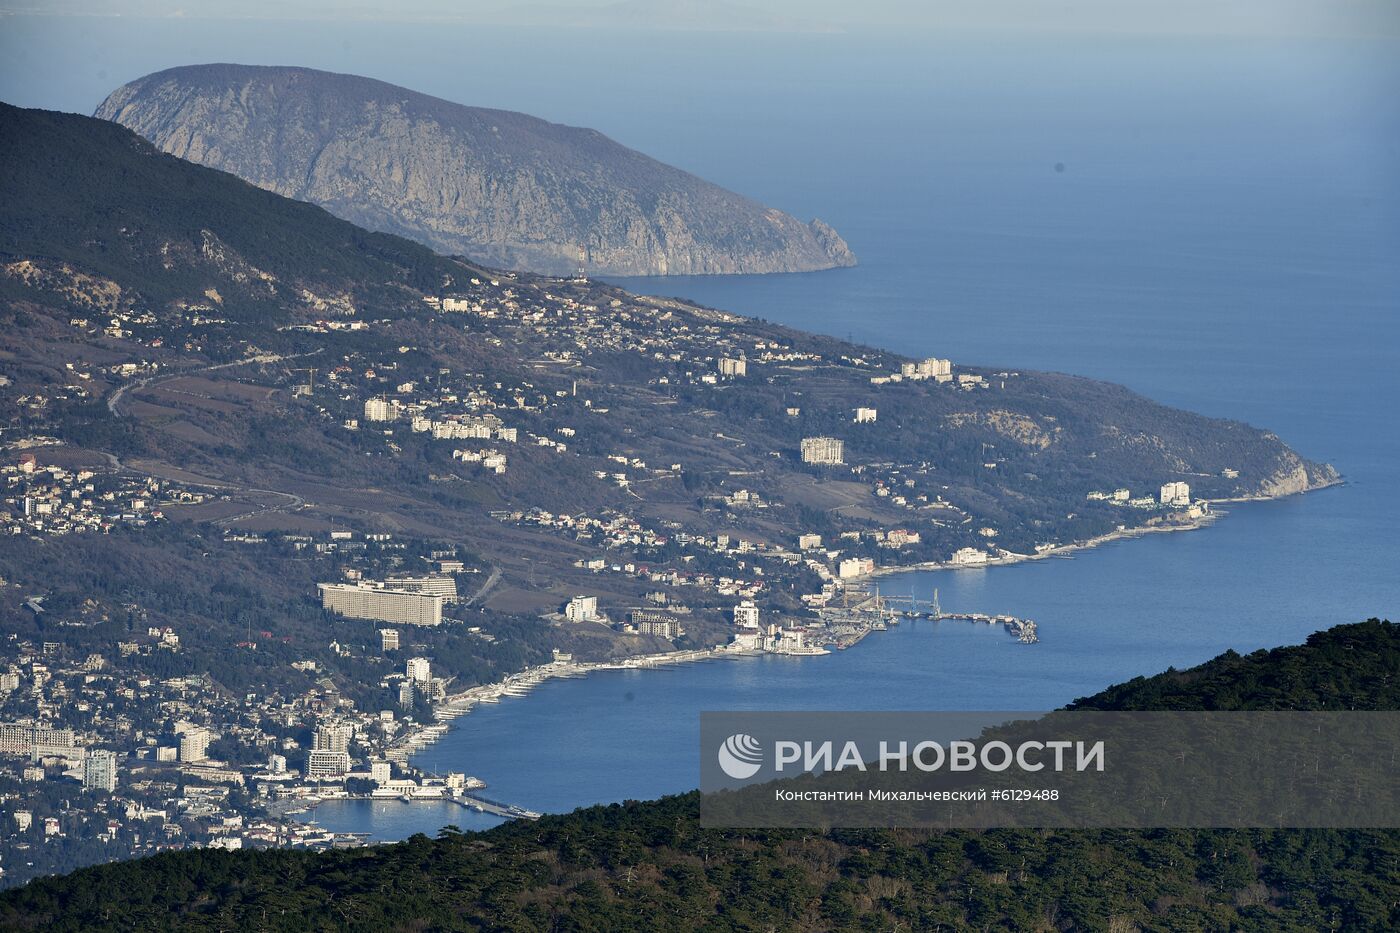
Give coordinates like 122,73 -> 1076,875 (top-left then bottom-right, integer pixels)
276,791 -> 540,822
453,793 -> 541,820
834,588 -> 1040,644
930,610 -> 1039,643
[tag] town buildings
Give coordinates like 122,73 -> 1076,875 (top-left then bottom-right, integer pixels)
0,723 -> 78,757
83,749 -> 119,792
305,749 -> 351,779
179,726 -> 211,762
717,357 -> 747,377
733,600 -> 760,627
801,436 -> 844,465
629,611 -> 682,638
565,595 -> 599,622
405,658 -> 432,684
1160,481 -> 1192,506
318,583 -> 445,627
838,557 -> 874,579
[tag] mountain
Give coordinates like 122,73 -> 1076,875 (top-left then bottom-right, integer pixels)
93,64 -> 857,277
0,102 -> 471,316
0,100 -> 1336,608
2,619 -> 1396,930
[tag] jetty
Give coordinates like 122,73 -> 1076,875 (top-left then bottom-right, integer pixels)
453,793 -> 541,821
832,588 -> 1040,644
279,790 -> 540,823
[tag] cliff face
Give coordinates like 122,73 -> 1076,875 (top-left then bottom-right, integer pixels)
1256,454 -> 1340,498
95,64 -> 857,277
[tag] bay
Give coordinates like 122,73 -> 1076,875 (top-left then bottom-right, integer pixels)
308,32 -> 1398,841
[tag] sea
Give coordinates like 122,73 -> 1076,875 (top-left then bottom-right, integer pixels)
1,18 -> 1396,840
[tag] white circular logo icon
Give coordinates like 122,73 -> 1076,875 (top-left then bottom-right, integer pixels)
718,733 -> 763,779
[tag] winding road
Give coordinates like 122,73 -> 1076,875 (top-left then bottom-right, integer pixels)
103,350 -> 321,524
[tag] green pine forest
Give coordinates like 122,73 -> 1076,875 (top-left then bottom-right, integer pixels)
2,619 -> 1397,931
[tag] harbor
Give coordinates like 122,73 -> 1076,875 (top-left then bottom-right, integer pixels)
427,647 -> 755,733
818,588 -> 1040,646
373,590 -> 1040,803
405,589 -> 1041,756
294,477 -> 1383,843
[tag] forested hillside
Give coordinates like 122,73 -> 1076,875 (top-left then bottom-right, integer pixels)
3,619 -> 1395,932
0,101 -> 470,315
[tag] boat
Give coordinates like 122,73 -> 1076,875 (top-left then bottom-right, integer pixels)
769,644 -> 830,657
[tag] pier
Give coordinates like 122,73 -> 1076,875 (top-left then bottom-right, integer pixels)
833,588 -> 1040,644
454,793 -> 541,821
274,791 -> 541,823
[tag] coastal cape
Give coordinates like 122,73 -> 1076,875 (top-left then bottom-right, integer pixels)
0,99 -> 1337,632
94,64 -> 857,277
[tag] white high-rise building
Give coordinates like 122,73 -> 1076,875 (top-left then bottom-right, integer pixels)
178,727 -> 210,763
565,595 -> 599,622
380,629 -> 400,652
1160,481 -> 1191,506
319,583 -> 445,626
853,408 -> 877,424
371,760 -> 393,785
801,437 -> 844,465
838,557 -> 875,579
717,357 -> 747,377
733,600 -> 760,627
406,657 -> 432,684
83,749 -> 118,792
314,721 -> 354,755
364,397 -> 398,422
305,749 -> 350,779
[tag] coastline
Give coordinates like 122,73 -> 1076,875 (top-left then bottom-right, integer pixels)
862,514 -> 1221,582
392,475 -> 1345,774
862,475 -> 1343,583
388,645 -> 760,767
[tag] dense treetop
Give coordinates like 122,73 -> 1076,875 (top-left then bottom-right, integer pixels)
3,619 -> 1395,931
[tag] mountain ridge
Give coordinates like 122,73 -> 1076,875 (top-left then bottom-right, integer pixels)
0,100 -> 1338,571
94,63 -> 857,277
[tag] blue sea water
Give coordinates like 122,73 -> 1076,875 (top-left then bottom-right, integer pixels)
1,19 -> 1396,840
305,33 -> 1398,841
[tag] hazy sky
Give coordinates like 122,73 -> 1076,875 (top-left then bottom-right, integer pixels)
2,0 -> 1397,37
